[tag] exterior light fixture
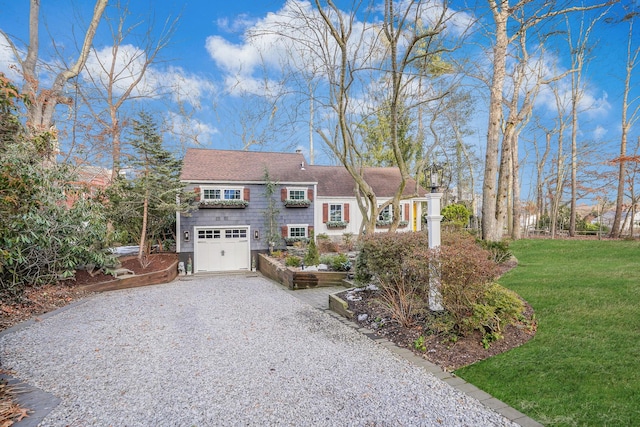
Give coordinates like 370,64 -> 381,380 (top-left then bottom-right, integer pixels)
426,163 -> 445,193
183,230 -> 190,242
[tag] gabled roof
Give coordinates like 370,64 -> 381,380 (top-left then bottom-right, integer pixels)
181,148 -> 315,183
180,148 -> 428,198
310,165 -> 428,198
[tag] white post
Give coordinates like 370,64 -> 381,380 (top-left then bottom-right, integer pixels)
426,192 -> 444,311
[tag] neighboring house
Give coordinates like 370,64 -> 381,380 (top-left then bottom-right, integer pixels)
65,165 -> 112,208
178,148 -> 428,273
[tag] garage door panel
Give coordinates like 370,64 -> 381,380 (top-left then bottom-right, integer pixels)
195,227 -> 250,272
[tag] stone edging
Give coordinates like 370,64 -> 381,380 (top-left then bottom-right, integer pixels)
327,290 -> 544,427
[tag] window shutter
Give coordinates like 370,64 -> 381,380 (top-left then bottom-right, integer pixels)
244,187 -> 250,201
307,188 -> 314,201
194,187 -> 201,202
281,188 -> 287,201
322,203 -> 328,223
308,226 -> 314,237
404,204 -> 410,221
344,203 -> 350,222
281,225 -> 288,238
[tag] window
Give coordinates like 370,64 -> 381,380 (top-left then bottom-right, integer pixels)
198,229 -> 221,239
203,189 -> 220,200
378,205 -> 392,222
225,229 -> 247,239
288,188 -> 306,200
289,226 -> 307,238
224,189 -> 241,200
330,204 -> 343,222
202,187 -> 243,200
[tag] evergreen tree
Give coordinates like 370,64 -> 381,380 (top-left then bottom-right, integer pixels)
106,111 -> 191,264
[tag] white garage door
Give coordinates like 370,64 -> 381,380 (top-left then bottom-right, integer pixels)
195,227 -> 250,272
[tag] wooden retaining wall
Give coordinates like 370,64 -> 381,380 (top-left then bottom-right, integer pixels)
258,254 -> 349,290
80,259 -> 179,292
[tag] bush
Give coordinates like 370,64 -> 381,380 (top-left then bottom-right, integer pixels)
342,232 -> 356,251
317,238 -> 339,253
304,232 -> 320,266
476,238 -> 512,264
0,138 -> 114,300
464,283 -> 525,348
441,203 -> 471,228
285,255 -> 301,267
438,232 -> 501,328
320,253 -> 351,271
357,230 -> 510,339
355,233 -> 432,327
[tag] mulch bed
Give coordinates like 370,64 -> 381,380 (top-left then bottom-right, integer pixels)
337,259 -> 537,372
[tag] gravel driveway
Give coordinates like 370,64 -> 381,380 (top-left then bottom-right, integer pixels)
0,275 -> 518,426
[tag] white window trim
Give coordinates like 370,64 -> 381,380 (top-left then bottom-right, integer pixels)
287,224 -> 309,238
329,203 -> 343,222
201,185 -> 245,200
378,204 -> 392,221
287,187 -> 308,200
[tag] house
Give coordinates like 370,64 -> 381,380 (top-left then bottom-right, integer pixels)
65,165 -> 112,208
178,148 -> 428,273
311,165 -> 427,236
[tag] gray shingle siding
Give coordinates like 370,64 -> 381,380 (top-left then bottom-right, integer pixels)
179,183 -> 314,258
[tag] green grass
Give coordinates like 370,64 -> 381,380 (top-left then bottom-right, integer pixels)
455,239 -> 640,427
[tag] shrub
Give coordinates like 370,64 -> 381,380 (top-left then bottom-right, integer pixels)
285,255 -> 301,267
320,253 -> 351,271
438,232 -> 501,328
356,233 -> 432,327
441,203 -> 471,228
357,230 -> 507,336
317,238 -> 339,253
342,232 -> 356,251
476,239 -> 512,264
463,283 -> 525,348
304,232 -> 320,266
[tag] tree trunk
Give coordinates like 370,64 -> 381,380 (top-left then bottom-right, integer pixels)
21,0 -> 108,159
482,4 -> 508,242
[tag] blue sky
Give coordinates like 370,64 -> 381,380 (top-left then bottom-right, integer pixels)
0,1 -> 638,202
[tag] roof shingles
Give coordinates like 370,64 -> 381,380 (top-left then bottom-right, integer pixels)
181,148 -> 427,197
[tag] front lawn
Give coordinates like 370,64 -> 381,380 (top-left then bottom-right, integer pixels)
455,239 -> 640,426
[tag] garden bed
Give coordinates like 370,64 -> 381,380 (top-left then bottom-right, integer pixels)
258,254 -> 350,289
78,253 -> 179,292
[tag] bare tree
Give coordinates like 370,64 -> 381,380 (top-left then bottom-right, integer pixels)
610,10 -> 640,237
0,0 -> 107,159
77,1 -> 178,179
564,9 -> 608,236
481,0 -> 613,241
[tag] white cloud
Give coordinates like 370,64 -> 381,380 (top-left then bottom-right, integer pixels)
0,37 -> 22,81
81,45 -> 216,108
205,35 -> 262,77
594,125 -> 607,140
216,14 -> 259,34
167,112 -> 218,146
